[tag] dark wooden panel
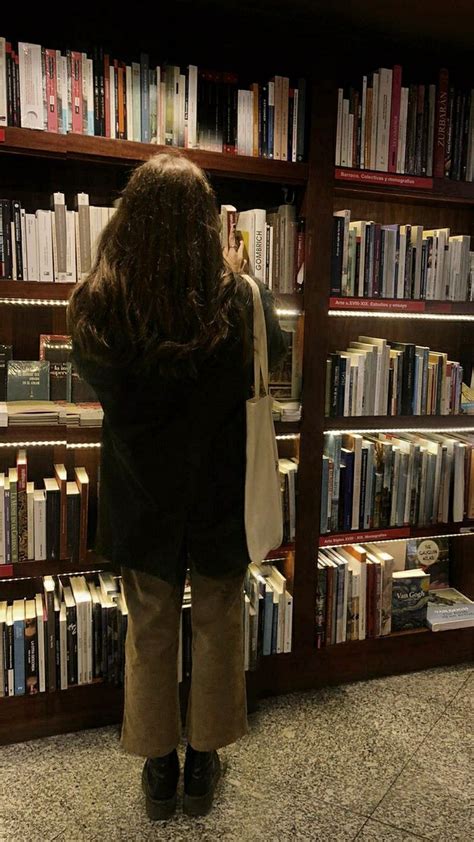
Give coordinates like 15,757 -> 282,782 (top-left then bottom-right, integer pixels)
335,177 -> 474,210
0,128 -> 309,186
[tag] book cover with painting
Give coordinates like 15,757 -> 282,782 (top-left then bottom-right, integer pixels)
391,569 -> 430,631
427,587 -> 474,631
406,537 -> 449,589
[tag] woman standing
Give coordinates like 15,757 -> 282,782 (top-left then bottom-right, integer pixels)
68,152 -> 287,820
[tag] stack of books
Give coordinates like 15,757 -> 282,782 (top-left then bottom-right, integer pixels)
244,561 -> 293,667
0,39 -> 307,161
331,210 -> 474,300
321,431 -> 474,535
0,451 -> 89,564
326,335 -> 463,418
335,66 -> 474,181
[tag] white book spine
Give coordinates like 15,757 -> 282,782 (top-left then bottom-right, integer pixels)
397,86 -> 409,173
27,485 -> 34,561
155,66 -> 162,145
268,81 -> 275,158
187,65 -> 198,149
277,591 -> 285,654
18,42 -> 44,130
0,37 -> 6,127
370,73 -> 379,171
35,211 -> 54,282
60,604 -> 68,690
335,88 -> 343,166
20,209 -> 28,281
360,75 -> 367,169
243,595 -> 250,670
35,595 -> 45,693
253,209 -> 266,283
25,214 -> 39,281
86,58 -> 94,135
125,65 -> 133,140
53,192 -> 67,281
65,211 -> 77,282
376,68 -> 392,171
76,599 -> 83,685
34,493 -> 46,560
131,62 -> 141,142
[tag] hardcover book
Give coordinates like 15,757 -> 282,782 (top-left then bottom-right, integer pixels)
427,587 -> 474,631
406,537 -> 449,589
7,361 -> 50,401
391,568 -> 430,631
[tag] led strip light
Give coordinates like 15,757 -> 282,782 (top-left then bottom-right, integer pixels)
0,297 -> 68,307
328,309 -> 474,321
0,440 -> 67,448
323,529 -> 474,548
326,426 -> 474,435
276,308 -> 303,317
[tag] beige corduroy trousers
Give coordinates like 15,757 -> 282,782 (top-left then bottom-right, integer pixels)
120,565 -> 248,757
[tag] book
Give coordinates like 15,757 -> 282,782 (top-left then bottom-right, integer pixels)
426,587 -> 474,631
391,569 -> 430,632
13,599 -> 26,695
74,468 -> 89,561
7,361 -> 50,401
406,537 -> 449,589
16,449 -> 28,562
44,478 -> 60,561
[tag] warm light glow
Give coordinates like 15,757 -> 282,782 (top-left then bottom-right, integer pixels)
66,442 -> 102,449
276,308 -> 303,317
0,298 -> 68,307
328,310 -> 474,321
0,568 -> 107,583
0,440 -> 67,448
325,426 -> 474,435
275,433 -> 300,441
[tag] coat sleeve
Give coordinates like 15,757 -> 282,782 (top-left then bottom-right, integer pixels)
255,279 -> 290,372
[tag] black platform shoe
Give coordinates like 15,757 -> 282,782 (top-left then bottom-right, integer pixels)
183,746 -> 221,817
141,749 -> 180,820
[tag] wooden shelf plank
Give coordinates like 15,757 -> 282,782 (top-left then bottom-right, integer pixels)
319,522 -> 474,547
328,297 -> 474,316
324,415 -> 474,432
0,127 -> 309,185
0,551 -> 111,582
334,167 -> 474,205
0,281 -> 71,302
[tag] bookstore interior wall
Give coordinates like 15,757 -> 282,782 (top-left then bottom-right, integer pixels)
0,1 -> 474,744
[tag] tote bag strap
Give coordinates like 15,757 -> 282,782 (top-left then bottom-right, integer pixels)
242,274 -> 269,397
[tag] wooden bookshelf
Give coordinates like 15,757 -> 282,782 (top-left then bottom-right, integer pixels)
0,552 -> 111,583
1,4 -> 474,746
328,297 -> 474,316
334,167 -> 474,206
319,522 -> 474,548
0,127 -> 309,186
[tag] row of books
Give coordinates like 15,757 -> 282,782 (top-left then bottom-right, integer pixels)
332,210 -> 474,301
0,401 -> 103,429
279,459 -> 297,544
244,561 -> 293,665
0,335 -> 97,404
336,66 -> 474,181
325,335 -> 463,418
0,193 -> 114,282
0,572 -> 127,695
321,431 -> 474,535
316,538 -> 474,646
0,452 -> 89,565
0,40 -> 307,161
220,203 -> 304,294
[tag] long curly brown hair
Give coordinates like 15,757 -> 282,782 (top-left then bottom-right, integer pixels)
68,152 -> 249,376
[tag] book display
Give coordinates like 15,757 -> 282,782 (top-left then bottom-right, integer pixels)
0,4 -> 473,746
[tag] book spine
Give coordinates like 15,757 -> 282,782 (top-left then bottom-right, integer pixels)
13,617 -> 25,695
296,78 -> 306,162
140,53 -> 149,143
11,201 -> 24,280
388,65 -> 402,172
45,49 -> 58,133
434,69 -> 449,178
17,467 -> 27,563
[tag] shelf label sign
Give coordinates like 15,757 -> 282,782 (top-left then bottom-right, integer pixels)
0,565 -> 14,578
329,297 -> 426,312
319,527 -> 410,547
335,167 -> 434,190
0,129 -> 5,143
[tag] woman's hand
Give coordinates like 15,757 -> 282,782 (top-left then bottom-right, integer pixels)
223,239 -> 248,274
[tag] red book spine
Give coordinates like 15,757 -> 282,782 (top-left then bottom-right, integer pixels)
434,68 -> 449,178
388,64 -> 402,172
71,52 -> 83,134
45,49 -> 58,133
103,54 -> 110,138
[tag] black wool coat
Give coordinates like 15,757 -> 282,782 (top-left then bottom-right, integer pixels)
72,278 -> 288,584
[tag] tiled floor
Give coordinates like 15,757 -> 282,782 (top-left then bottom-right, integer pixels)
1,664 -> 473,841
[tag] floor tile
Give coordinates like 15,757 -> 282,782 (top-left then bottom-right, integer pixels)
225,682 -> 445,815
351,664 -> 473,709
355,819 -> 429,841
448,671 -> 474,720
372,715 -> 474,841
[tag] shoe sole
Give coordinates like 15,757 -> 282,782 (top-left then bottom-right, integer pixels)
141,767 -> 177,821
183,756 -> 221,817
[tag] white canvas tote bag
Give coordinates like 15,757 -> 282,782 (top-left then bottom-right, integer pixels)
243,275 -> 283,561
